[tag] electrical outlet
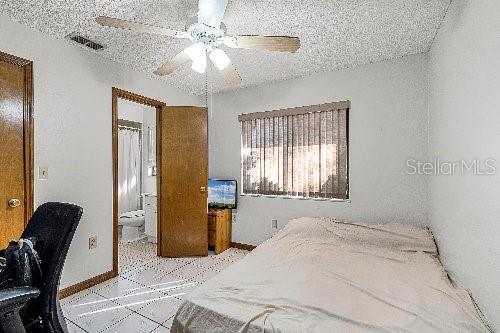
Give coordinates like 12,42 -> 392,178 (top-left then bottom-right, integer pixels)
271,219 -> 278,229
39,166 -> 49,180
89,236 -> 97,249
232,212 -> 237,223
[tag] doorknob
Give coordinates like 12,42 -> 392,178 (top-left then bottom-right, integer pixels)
200,186 -> 207,193
8,199 -> 21,208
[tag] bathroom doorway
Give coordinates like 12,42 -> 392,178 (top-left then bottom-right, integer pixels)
111,88 -> 209,277
112,88 -> 164,275
117,104 -> 157,242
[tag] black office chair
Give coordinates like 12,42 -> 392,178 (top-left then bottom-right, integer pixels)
0,202 -> 83,333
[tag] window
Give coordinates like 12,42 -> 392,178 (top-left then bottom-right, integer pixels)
239,101 -> 349,200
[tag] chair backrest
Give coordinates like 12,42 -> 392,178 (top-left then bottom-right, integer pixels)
21,202 -> 83,333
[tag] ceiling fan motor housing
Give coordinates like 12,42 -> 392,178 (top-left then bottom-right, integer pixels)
186,18 -> 226,50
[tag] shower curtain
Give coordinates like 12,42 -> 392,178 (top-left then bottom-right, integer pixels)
118,128 -> 141,214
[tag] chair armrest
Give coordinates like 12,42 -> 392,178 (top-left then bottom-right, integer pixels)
0,287 -> 40,309
0,287 -> 40,333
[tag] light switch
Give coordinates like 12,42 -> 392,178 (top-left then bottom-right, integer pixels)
39,166 -> 49,180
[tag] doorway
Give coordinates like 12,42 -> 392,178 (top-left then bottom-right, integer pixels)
0,51 -> 34,248
112,88 -> 209,276
112,88 -> 164,275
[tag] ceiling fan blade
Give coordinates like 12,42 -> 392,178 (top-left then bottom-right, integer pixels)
198,0 -> 228,28
153,50 -> 190,76
221,64 -> 241,86
96,16 -> 189,38
224,35 -> 300,53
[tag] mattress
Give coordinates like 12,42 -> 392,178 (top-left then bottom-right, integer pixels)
171,217 -> 491,332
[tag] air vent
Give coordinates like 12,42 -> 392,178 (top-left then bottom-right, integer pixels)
66,33 -> 105,51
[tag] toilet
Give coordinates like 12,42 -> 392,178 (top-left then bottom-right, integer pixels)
118,210 -> 145,242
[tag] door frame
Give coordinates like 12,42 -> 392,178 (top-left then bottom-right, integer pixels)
0,51 -> 34,223
111,88 -> 165,276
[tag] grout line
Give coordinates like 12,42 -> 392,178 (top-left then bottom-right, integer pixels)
96,280 -> 181,328
65,317 -> 90,333
162,314 -> 176,329
129,307 -> 166,326
98,309 -> 136,333
151,324 -> 163,333
65,295 -> 132,333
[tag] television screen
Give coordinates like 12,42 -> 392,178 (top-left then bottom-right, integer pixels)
208,179 -> 237,209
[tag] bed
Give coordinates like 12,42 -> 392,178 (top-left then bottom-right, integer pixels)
171,217 -> 491,332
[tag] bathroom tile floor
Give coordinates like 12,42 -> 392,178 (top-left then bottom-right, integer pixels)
61,240 -> 249,332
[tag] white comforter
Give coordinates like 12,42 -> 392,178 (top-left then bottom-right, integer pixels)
171,217 -> 491,332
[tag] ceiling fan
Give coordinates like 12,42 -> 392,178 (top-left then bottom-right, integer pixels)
96,0 -> 300,86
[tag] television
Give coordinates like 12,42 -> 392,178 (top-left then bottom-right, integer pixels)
208,179 -> 237,209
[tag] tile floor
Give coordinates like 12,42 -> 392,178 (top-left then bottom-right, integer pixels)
61,240 -> 248,332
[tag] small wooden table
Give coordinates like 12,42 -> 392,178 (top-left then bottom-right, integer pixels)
208,208 -> 232,254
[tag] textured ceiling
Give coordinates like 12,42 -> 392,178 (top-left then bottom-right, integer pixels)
1,0 -> 450,95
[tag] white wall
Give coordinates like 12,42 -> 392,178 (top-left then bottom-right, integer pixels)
428,0 -> 500,329
0,15 -> 202,288
141,107 -> 157,194
209,54 -> 429,245
117,99 -> 146,124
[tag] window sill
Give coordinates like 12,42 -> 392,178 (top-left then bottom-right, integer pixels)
240,193 -> 351,203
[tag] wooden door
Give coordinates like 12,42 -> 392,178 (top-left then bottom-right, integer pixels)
158,106 -> 208,257
0,51 -> 33,249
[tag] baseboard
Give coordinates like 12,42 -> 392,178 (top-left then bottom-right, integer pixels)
231,242 -> 257,251
59,270 -> 117,299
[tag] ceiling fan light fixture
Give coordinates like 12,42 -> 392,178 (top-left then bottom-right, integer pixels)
209,48 -> 231,70
185,42 -> 207,73
191,58 -> 207,73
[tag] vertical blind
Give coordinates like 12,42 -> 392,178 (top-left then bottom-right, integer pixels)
239,101 -> 349,199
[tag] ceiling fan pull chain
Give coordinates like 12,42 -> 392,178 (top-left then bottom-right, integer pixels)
205,70 -> 208,108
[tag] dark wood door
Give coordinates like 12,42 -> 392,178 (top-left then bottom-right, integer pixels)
0,51 -> 33,249
159,106 -> 208,257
